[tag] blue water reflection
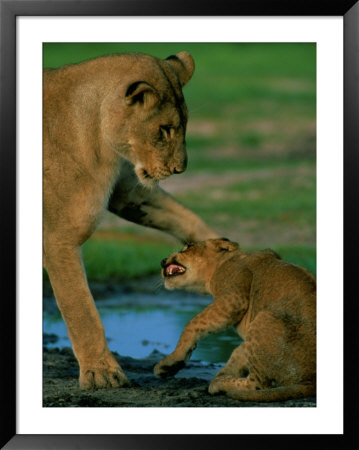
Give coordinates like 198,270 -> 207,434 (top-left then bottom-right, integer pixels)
43,291 -> 242,363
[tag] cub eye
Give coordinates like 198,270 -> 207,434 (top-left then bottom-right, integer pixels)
160,125 -> 174,140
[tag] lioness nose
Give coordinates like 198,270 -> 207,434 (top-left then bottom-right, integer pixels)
160,259 -> 167,268
173,153 -> 187,174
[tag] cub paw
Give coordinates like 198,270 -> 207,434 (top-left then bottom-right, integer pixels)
208,376 -> 229,395
80,365 -> 131,390
154,355 -> 185,379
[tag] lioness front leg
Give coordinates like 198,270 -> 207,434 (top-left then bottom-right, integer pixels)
109,182 -> 218,243
154,299 -> 243,378
44,242 -> 130,389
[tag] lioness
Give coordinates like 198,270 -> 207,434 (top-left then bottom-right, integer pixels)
155,239 -> 316,402
43,52 -> 217,389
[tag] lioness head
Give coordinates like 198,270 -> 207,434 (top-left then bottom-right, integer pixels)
161,238 -> 239,294
101,51 -> 195,187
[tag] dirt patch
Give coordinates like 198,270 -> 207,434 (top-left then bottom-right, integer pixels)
211,218 -> 315,248
43,346 -> 316,408
187,120 -> 219,137
268,78 -> 315,93
96,165 -> 315,248
160,165 -> 315,195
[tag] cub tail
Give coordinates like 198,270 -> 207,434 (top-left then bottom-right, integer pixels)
226,384 -> 315,403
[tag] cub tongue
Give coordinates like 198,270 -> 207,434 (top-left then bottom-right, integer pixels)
165,263 -> 184,276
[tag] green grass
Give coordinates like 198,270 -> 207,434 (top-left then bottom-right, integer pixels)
43,238 -> 177,284
186,152 -> 315,173
81,239 -> 176,281
43,43 -> 316,282
43,43 -> 315,77
83,241 -> 316,279
174,169 -> 316,227
43,43 -> 315,119
43,240 -> 316,284
274,246 -> 316,276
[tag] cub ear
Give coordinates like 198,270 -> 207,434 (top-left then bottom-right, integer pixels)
262,248 -> 281,259
165,51 -> 195,87
213,238 -> 239,253
125,81 -> 159,109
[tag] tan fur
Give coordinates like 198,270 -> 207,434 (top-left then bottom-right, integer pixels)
43,52 -> 218,390
155,239 -> 316,402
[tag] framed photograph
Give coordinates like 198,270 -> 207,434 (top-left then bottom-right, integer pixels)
1,0 -> 357,448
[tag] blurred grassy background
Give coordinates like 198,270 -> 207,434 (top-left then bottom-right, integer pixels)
43,43 -> 316,280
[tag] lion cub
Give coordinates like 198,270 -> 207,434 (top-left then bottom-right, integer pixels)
154,238 -> 316,402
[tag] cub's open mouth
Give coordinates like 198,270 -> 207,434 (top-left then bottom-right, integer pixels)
163,262 -> 186,277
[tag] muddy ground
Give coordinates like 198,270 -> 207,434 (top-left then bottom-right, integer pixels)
43,345 -> 316,408
43,277 -> 316,407
43,278 -> 316,408
43,288 -> 316,409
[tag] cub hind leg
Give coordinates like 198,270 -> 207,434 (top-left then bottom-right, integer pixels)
209,311 -> 315,401
208,344 -> 260,394
209,310 -> 286,395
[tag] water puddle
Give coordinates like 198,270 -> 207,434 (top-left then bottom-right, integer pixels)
43,289 -> 242,364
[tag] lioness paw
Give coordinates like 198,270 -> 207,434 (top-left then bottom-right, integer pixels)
154,356 -> 185,378
80,366 -> 131,390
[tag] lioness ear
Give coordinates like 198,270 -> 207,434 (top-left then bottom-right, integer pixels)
165,51 -> 195,87
213,238 -> 239,252
125,81 -> 159,109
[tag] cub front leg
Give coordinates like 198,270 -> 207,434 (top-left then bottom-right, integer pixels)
44,242 -> 130,389
154,298 -> 245,378
109,181 -> 218,243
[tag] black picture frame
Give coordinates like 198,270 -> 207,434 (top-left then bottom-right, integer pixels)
1,0 -> 357,448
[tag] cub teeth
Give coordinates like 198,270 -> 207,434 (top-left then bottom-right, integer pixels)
166,264 -> 185,276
